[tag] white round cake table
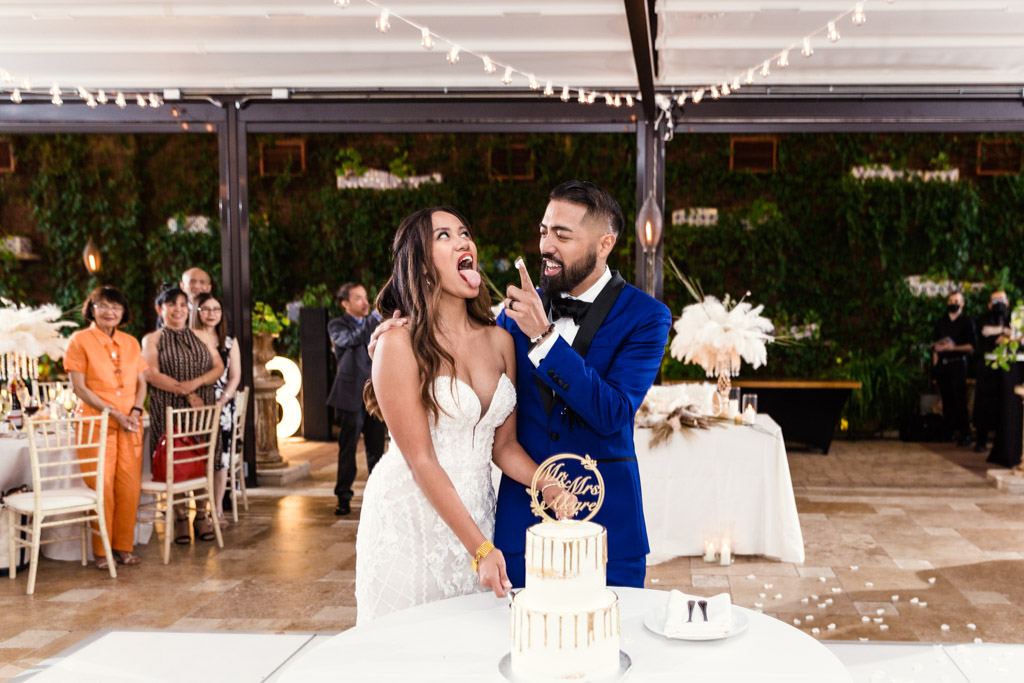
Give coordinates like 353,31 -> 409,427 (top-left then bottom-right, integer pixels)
277,587 -> 852,682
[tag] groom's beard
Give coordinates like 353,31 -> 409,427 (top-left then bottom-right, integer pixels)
540,247 -> 598,297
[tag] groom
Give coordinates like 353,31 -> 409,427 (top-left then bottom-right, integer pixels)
498,180 -> 671,588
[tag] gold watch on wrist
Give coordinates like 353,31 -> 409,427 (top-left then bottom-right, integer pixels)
471,540 -> 495,573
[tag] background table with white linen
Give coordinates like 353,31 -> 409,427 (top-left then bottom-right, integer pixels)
637,414 -> 805,564
0,432 -> 152,570
275,587 -> 851,682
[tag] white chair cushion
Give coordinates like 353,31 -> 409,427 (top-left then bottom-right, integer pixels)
140,473 -> 207,493
4,487 -> 98,513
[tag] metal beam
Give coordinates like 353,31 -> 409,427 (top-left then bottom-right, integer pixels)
623,0 -> 658,122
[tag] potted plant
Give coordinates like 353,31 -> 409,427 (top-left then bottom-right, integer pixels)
251,301 -> 289,380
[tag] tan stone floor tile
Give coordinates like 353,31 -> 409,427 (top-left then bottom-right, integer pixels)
312,606 -> 357,622
0,663 -> 26,679
188,579 -> 243,592
893,558 -> 935,570
962,591 -> 1012,605
690,561 -> 797,577
171,617 -> 224,630
796,566 -> 835,579
46,588 -> 109,603
317,570 -> 356,582
690,575 -> 729,589
0,630 -> 69,649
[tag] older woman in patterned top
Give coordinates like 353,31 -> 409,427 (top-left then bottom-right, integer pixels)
141,285 -> 224,544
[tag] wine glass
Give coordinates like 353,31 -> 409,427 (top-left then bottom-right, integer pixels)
24,398 -> 41,418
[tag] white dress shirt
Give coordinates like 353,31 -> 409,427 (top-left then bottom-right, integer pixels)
527,266 -> 612,367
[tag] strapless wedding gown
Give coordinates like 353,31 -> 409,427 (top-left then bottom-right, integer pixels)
355,374 -> 516,624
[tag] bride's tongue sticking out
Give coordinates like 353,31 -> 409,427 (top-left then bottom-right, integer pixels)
457,255 -> 481,288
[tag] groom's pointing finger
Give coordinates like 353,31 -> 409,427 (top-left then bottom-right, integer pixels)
515,256 -> 535,292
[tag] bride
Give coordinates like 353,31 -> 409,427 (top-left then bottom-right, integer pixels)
355,206 -> 569,624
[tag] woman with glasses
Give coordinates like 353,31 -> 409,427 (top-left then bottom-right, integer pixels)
64,286 -> 148,569
192,292 -> 241,527
141,284 -> 224,544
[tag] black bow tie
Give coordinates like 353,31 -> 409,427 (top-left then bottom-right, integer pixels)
550,297 -> 591,325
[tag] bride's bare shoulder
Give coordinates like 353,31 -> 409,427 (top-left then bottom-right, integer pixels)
375,324 -> 413,356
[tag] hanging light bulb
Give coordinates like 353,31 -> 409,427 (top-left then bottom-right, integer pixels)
50,84 -> 62,106
333,0 -> 350,7
692,89 -> 704,104
721,82 -> 731,96
802,37 -> 814,57
10,88 -> 22,104
136,93 -> 146,108
22,77 -> 31,91
149,93 -> 160,108
853,3 -> 866,25
710,85 -> 720,99
761,60 -> 770,78
778,50 -> 789,68
746,69 -> 755,85
375,9 -> 390,33
578,89 -> 586,104
82,238 -> 101,273
544,81 -> 554,96
586,91 -> 596,104
731,76 -> 741,91
502,67 -> 513,85
613,95 -> 621,107
561,85 -> 570,101
636,191 -> 663,254
625,93 -> 634,107
828,21 -> 840,42
97,89 -> 107,104
420,27 -> 434,50
115,91 -> 126,108
676,91 -> 686,106
482,56 -> 495,73
529,74 -> 539,90
86,94 -> 97,108
77,86 -> 90,100
446,45 -> 460,65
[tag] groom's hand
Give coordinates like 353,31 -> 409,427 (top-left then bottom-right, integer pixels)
478,548 -> 513,598
504,258 -> 549,339
367,310 -> 408,361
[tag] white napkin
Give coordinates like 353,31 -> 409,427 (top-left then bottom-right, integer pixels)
663,590 -> 733,638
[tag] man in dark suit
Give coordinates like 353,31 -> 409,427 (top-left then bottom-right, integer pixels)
327,282 -> 387,516
497,180 -> 672,588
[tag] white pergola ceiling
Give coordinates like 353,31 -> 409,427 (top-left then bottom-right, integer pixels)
0,0 -> 1021,98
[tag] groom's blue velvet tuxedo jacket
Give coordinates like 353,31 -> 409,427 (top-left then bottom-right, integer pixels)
494,271 -> 672,562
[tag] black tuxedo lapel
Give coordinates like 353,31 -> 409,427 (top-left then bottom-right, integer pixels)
571,271 -> 626,359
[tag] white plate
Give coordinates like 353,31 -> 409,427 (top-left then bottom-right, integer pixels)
498,651 -> 631,682
643,605 -> 750,641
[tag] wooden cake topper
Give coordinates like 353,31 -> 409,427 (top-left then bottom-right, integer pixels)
527,453 -> 605,524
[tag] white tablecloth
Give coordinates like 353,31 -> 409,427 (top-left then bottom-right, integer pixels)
637,414 -> 805,564
277,588 -> 850,682
0,432 -> 151,569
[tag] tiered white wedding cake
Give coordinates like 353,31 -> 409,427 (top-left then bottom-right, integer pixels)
509,520 -> 620,681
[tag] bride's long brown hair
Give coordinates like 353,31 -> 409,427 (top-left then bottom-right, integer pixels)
363,206 -> 494,421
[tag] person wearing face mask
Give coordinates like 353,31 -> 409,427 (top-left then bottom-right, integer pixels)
931,291 -> 977,447
972,291 -> 1012,454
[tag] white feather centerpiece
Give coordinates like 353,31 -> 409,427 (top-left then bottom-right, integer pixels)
0,299 -> 77,382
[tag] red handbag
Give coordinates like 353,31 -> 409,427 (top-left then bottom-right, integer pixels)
151,434 -> 207,483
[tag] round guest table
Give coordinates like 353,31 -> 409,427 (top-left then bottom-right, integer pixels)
277,587 -> 852,682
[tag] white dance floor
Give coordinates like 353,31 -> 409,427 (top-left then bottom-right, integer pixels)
11,629 -> 1022,682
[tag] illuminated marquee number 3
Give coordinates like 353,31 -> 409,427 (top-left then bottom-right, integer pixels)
266,356 -> 302,439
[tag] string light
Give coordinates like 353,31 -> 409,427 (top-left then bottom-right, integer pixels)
136,93 -> 146,108
676,91 -> 686,106
446,45 -> 460,65
334,0 -> 351,7
828,21 -> 840,42
613,95 -> 621,107
420,26 -> 434,50
375,9 -> 391,33
482,55 -> 495,73
560,85 -> 570,101
692,89 -> 704,104
853,3 -> 866,25
731,76 -> 741,91
148,93 -> 161,108
746,69 -> 755,85
115,92 -> 126,108
0,70 -> 11,84
86,94 -> 97,108
10,88 -> 21,104
802,38 -> 814,57
721,82 -> 731,96
502,66 -> 512,85
76,86 -> 90,100
778,50 -> 789,68
97,89 -> 107,104
625,94 -> 633,107
578,89 -> 586,104
49,84 -> 62,106
22,77 -> 31,91
544,81 -> 554,96
761,60 -> 771,78
529,74 -> 539,91
710,85 -> 720,99
586,91 -> 596,105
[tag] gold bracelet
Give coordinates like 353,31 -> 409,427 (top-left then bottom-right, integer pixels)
470,540 -> 495,574
541,482 -> 561,496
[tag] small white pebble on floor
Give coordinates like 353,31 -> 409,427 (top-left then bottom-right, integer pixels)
974,638 -> 983,644
862,616 -> 871,623
928,577 -> 937,584
874,617 -> 884,623
880,624 -> 889,631
865,582 -> 874,588
850,565 -> 859,571
818,576 -> 827,582
754,602 -> 763,608
764,584 -> 773,589
825,598 -> 834,605
759,593 -> 766,598
967,623 -> 977,630
747,574 -> 756,580
919,602 -> 927,608
832,587 -> 842,593
891,595 -> 899,601
941,624 -> 950,631
818,603 -> 827,609
651,579 -> 660,583
827,623 -> 836,631
876,608 -> 885,615
811,627 -> 820,635
774,594 -> 782,599
811,594 -> 819,600
801,597 -> 809,604
794,618 -> 802,625
910,597 -> 919,604
860,637 -> 870,642
806,615 -> 814,622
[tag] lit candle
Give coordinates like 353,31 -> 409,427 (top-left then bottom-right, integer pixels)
743,404 -> 756,425
703,541 -> 717,563
720,540 -> 732,566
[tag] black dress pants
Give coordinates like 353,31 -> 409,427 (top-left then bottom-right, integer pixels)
334,407 -> 388,502
973,364 -> 1002,446
935,359 -> 969,438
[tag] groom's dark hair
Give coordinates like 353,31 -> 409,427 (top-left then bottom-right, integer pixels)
550,180 -> 624,239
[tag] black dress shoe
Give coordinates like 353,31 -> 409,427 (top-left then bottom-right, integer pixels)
334,500 -> 351,516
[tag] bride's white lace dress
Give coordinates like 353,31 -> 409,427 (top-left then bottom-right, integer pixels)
355,374 -> 516,624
